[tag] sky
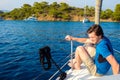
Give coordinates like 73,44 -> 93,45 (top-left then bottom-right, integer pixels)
0,0 -> 120,11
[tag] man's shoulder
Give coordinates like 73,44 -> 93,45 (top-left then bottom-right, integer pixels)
97,38 -> 108,48
101,36 -> 110,44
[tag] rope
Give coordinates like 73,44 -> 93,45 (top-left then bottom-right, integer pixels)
49,59 -> 69,80
33,44 -> 74,80
32,53 -> 72,80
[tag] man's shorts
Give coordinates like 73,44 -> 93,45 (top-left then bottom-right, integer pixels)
83,56 -> 103,76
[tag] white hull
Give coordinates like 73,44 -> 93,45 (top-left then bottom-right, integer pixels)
24,16 -> 38,21
82,18 -> 90,23
63,63 -> 120,80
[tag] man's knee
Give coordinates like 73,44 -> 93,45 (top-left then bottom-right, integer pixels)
76,46 -> 85,52
76,46 -> 84,50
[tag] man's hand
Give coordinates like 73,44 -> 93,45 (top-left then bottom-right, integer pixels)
65,35 -> 72,41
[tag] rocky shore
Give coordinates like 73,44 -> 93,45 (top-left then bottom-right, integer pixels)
37,15 -> 115,22
5,15 -> 116,22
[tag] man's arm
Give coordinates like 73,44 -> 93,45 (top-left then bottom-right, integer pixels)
71,37 -> 88,43
106,55 -> 119,74
65,35 -> 88,43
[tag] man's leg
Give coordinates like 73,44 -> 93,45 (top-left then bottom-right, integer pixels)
78,46 -> 97,75
76,46 -> 91,61
73,46 -> 91,69
73,46 -> 82,70
69,46 -> 90,70
68,46 -> 83,70
74,46 -> 97,76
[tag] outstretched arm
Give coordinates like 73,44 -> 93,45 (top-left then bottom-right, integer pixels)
65,35 -> 88,43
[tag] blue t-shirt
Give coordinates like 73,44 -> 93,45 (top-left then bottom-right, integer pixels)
94,36 -> 113,74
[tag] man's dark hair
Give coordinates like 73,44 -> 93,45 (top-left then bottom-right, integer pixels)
87,24 -> 104,37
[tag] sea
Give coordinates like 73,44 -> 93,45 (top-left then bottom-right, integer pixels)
0,20 -> 120,80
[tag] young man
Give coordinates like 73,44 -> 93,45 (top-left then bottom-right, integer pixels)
65,24 -> 119,76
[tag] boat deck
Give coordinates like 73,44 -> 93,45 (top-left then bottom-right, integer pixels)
64,63 -> 120,80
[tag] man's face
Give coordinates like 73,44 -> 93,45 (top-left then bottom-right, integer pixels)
88,32 -> 102,44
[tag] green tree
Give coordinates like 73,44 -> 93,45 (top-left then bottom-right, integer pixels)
59,2 -> 70,12
49,2 -> 60,18
9,8 -> 21,19
83,6 -> 95,17
21,4 -> 32,18
32,2 -> 41,14
101,9 -> 113,19
33,1 -> 49,16
89,6 -> 95,17
0,10 -> 4,17
62,14 -> 71,20
113,4 -> 120,21
105,9 -> 113,18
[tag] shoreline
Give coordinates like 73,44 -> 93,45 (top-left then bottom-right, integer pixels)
5,17 -> 118,22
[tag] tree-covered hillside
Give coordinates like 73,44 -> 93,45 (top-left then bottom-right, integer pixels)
0,1 -> 120,21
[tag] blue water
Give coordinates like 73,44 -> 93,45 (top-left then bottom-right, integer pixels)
0,20 -> 120,80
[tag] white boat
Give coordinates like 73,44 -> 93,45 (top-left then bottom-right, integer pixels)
82,18 -> 90,23
24,16 -> 38,21
82,0 -> 90,23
